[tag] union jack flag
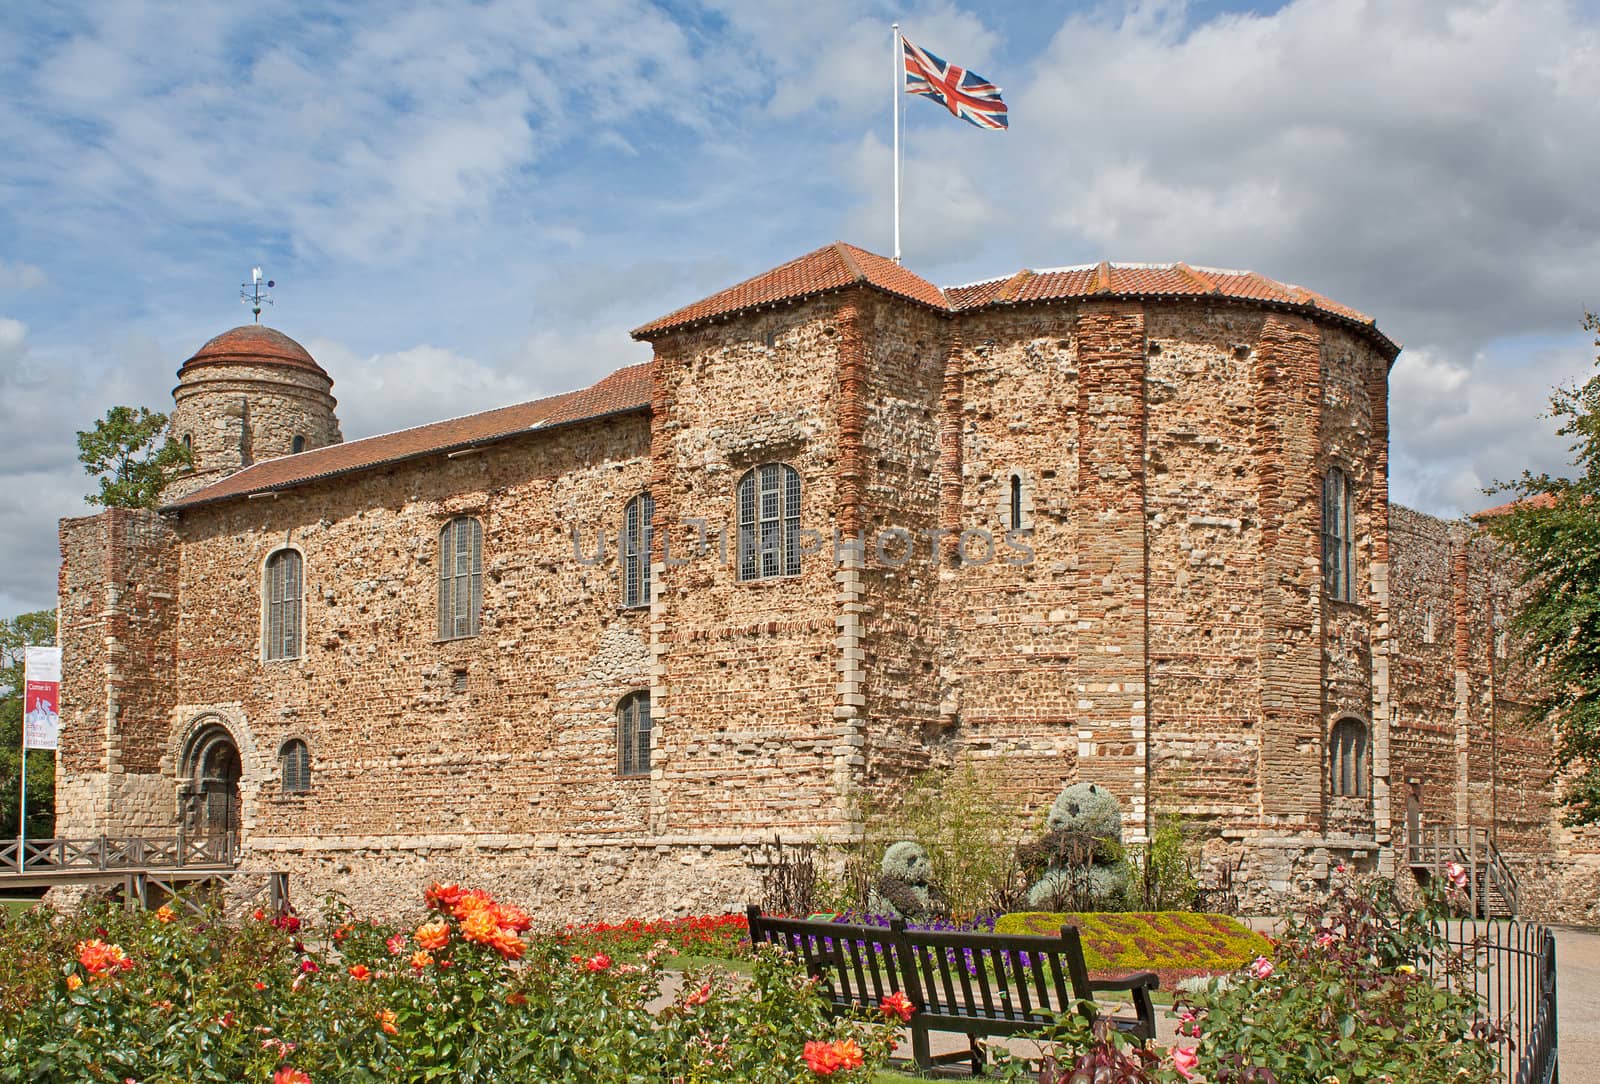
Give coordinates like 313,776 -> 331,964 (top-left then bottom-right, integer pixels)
901,36 -> 1008,130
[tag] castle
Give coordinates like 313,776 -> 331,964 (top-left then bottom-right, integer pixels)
54,243 -> 1598,921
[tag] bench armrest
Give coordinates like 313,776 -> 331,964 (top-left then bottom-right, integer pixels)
1088,971 -> 1159,993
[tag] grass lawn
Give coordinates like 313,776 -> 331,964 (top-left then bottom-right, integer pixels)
2,898 -> 39,917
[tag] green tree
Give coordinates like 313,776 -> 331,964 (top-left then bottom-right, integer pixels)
1484,311 -> 1600,824
76,405 -> 191,508
0,609 -> 58,840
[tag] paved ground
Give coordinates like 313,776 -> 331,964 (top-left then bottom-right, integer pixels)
1553,925 -> 1600,1081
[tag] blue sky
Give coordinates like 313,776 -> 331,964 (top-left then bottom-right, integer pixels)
3,0 -> 1599,615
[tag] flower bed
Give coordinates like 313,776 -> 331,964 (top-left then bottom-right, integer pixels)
0,888 -> 896,1083
557,912 -> 750,961
994,910 -> 1272,987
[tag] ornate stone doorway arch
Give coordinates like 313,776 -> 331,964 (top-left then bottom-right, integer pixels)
180,721 -> 242,859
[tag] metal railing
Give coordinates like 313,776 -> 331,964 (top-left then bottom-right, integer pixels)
1407,825 -> 1520,918
0,832 -> 238,874
1427,919 -> 1558,1084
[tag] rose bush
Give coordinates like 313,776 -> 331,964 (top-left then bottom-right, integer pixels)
0,887 -> 892,1083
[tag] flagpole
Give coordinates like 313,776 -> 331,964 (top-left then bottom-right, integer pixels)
892,22 -> 902,264
16,688 -> 24,873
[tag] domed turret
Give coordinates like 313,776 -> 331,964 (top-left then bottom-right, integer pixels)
164,325 -> 342,501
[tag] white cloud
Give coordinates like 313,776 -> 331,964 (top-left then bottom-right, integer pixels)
0,262 -> 48,291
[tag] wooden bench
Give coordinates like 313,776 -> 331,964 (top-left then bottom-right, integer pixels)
746,906 -> 1158,1073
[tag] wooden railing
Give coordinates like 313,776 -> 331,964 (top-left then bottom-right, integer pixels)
0,832 -> 238,875
1406,825 -> 1520,918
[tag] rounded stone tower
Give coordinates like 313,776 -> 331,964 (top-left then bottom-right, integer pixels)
163,325 -> 342,501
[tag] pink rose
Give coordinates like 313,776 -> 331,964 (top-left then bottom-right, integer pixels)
1249,956 -> 1275,980
1171,1045 -> 1199,1080
1445,861 -> 1469,889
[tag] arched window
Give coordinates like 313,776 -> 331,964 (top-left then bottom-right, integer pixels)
291,435 -> 306,454
1322,467 -> 1356,601
1010,474 -> 1024,531
438,517 -> 483,639
622,492 -> 654,609
1330,718 -> 1368,797
181,433 -> 192,451
617,691 -> 651,777
737,464 -> 802,581
279,739 -> 311,793
263,549 -> 303,660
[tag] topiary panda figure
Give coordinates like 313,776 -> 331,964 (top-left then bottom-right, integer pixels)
868,841 -> 949,922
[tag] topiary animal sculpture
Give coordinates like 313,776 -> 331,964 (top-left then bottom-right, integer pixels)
1026,782 -> 1132,910
868,841 -> 948,922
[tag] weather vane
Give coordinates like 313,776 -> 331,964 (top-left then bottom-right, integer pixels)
241,267 -> 275,322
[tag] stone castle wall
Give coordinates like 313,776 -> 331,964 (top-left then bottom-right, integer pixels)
166,362 -> 341,501
52,287 -> 1593,922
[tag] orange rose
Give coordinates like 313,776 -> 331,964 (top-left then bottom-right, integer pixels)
461,908 -> 499,946
375,1009 -> 398,1036
65,974 -> 83,992
272,1069 -> 312,1084
489,925 -> 525,960
450,889 -> 495,921
409,950 -> 434,970
414,918 -> 450,951
75,939 -> 134,977
424,882 -> 464,910
347,964 -> 371,982
154,905 -> 176,924
492,902 -> 532,932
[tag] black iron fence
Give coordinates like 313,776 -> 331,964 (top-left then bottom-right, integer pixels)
1428,919 -> 1558,1084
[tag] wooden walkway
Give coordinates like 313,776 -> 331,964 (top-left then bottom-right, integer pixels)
0,835 -> 288,913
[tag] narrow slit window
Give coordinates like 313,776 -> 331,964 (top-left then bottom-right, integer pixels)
1010,475 -> 1024,530
1322,467 -> 1356,601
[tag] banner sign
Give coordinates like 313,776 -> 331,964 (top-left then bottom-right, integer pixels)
22,646 -> 60,751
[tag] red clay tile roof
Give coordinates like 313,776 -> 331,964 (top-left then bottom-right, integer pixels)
180,325 -> 329,379
631,242 -> 949,338
170,246 -> 1398,511
946,262 -> 1399,360
1472,492 -> 1558,519
638,248 -> 1398,359
164,363 -> 652,511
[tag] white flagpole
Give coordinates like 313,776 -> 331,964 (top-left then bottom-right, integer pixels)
892,23 -> 902,264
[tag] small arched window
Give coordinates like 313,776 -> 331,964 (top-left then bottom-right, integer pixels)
181,433 -> 192,451
291,435 -> 306,454
622,492 -> 654,609
279,739 -> 311,793
617,691 -> 651,777
1010,475 -> 1024,531
1322,467 -> 1356,601
438,517 -> 483,639
737,464 -> 802,581
263,549 -> 303,661
1330,718 -> 1368,797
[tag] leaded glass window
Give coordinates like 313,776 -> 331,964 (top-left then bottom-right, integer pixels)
1322,467 -> 1356,601
617,691 -> 651,777
736,464 -> 802,581
263,549 -> 303,660
438,517 -> 483,639
1330,718 -> 1368,798
622,493 -> 654,609
279,739 -> 311,793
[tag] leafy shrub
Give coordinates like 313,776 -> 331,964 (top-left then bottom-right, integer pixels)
838,763 -> 1035,918
0,888 -> 894,1083
1173,870 -> 1504,1084
995,911 -> 1271,987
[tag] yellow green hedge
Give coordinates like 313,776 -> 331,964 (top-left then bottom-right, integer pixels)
995,911 -> 1271,978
